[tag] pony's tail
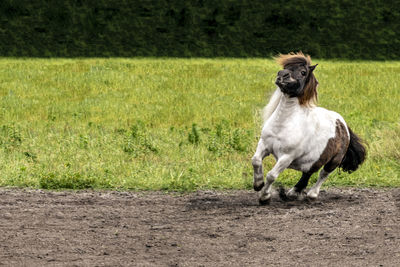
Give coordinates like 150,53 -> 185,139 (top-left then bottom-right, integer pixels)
262,88 -> 282,123
340,127 -> 367,173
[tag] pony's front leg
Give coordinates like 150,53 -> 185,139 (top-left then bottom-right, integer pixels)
251,140 -> 269,191
259,155 -> 293,204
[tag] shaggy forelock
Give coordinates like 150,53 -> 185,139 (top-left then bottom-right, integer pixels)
276,52 -> 311,68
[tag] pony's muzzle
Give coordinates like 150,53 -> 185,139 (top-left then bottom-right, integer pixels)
276,77 -> 283,84
277,69 -> 290,79
276,69 -> 291,86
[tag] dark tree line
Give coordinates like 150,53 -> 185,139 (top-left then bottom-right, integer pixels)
1,0 -> 399,59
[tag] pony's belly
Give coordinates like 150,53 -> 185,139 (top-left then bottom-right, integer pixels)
269,146 -> 316,172
288,153 -> 321,172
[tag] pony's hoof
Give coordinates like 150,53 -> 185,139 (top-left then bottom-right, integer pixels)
286,188 -> 302,200
278,187 -> 289,201
307,190 -> 319,200
258,197 -> 270,205
253,181 -> 265,191
258,193 -> 271,205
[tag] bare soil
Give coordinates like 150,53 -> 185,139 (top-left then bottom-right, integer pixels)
0,188 -> 400,266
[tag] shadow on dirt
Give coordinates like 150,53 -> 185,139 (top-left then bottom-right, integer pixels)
185,188 -> 365,211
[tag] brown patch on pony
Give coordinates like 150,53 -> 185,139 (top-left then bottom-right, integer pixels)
275,52 -> 319,107
309,120 -> 350,173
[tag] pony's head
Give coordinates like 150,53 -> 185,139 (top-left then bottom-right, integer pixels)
275,52 -> 318,106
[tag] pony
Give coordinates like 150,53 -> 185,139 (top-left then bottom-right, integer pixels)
252,52 -> 366,204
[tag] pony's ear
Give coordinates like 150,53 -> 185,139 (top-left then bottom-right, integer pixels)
309,64 -> 318,72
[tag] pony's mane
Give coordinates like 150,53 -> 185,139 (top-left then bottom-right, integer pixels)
275,52 -> 318,107
262,88 -> 282,123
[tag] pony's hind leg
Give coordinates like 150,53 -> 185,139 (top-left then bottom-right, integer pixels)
307,153 -> 344,199
287,172 -> 313,200
307,169 -> 331,199
259,155 -> 293,204
252,140 -> 269,191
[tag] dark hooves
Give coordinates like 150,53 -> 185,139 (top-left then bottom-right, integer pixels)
278,187 -> 289,201
258,198 -> 270,206
253,182 -> 265,192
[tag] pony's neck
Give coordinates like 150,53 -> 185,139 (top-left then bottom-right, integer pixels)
279,94 -> 300,108
277,94 -> 300,112
262,89 -> 301,125
273,94 -> 301,120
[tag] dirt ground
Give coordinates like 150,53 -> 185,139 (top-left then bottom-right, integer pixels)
0,188 -> 400,266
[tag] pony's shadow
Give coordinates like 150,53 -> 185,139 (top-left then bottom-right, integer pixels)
185,189 -> 361,212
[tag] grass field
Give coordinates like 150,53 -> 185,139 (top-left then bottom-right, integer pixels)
0,58 -> 399,191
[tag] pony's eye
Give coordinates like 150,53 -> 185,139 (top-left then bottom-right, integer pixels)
301,71 -> 306,76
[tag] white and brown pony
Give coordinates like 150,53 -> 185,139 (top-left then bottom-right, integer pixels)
252,52 -> 366,204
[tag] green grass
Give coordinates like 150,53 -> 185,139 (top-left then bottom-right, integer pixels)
0,58 -> 399,190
